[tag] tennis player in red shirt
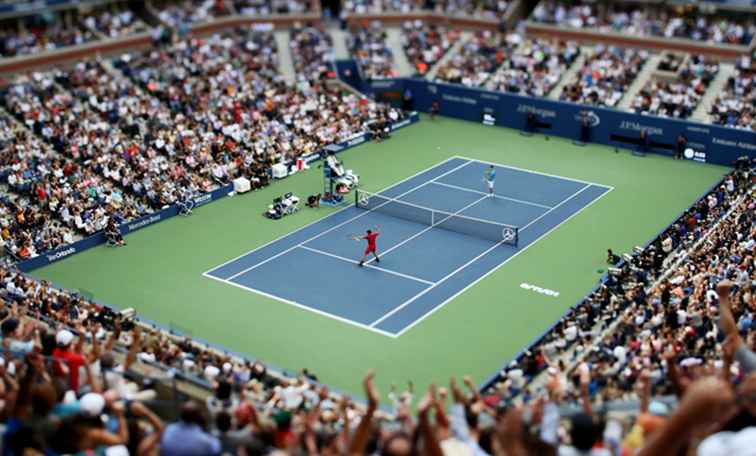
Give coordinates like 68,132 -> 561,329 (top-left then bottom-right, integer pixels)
355,226 -> 381,267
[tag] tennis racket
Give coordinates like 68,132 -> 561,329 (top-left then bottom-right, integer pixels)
348,234 -> 361,241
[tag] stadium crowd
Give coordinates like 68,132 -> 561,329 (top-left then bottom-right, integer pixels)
401,21 -> 459,76
0,18 -> 96,58
0,3 -> 755,454
488,37 -> 580,98
530,0 -> 756,46
0,26 -> 405,257
0,158 -> 752,454
560,45 -> 648,108
154,0 -> 232,27
348,21 -> 397,79
342,0 -> 510,18
81,6 -> 148,39
0,111 -> 122,260
434,31 -> 515,87
487,164 -> 754,403
290,24 -> 335,81
632,55 -> 719,119
710,54 -> 756,131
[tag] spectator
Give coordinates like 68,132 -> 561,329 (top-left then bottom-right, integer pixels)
561,45 -> 648,107
161,401 -> 222,455
348,20 -> 397,79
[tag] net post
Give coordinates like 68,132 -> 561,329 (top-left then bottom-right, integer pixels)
354,189 -> 359,208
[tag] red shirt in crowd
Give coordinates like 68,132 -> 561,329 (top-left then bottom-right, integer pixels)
52,347 -> 85,391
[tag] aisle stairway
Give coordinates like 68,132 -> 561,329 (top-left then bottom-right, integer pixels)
386,27 -> 414,77
549,46 -> 589,99
426,31 -> 472,80
692,62 -> 735,122
328,26 -> 352,60
274,29 -> 297,83
617,53 -> 663,110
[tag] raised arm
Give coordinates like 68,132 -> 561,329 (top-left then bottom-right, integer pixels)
716,280 -> 740,342
638,377 -> 734,456
348,370 -> 379,456
417,388 -> 443,456
124,326 -> 141,371
637,370 -> 651,414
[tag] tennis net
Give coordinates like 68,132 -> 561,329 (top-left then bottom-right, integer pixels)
354,190 -> 518,246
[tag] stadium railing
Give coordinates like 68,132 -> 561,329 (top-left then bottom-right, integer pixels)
0,13 -> 322,77
524,21 -> 753,60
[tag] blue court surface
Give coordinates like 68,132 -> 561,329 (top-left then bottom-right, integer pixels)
204,156 -> 612,337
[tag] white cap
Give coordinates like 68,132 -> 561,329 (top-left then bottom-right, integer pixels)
56,330 -> 75,346
204,365 -> 220,379
79,392 -> 106,417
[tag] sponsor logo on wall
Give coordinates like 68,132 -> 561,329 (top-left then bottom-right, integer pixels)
46,247 -> 76,262
575,110 -> 601,127
347,136 -> 366,147
428,85 -> 438,94
683,149 -> 707,163
391,119 -> 411,130
370,80 -> 398,89
128,214 -> 162,231
193,194 -> 213,208
324,143 -> 344,153
516,104 -> 557,118
441,94 -> 477,105
687,126 -> 710,134
712,138 -> 756,151
480,93 -> 500,101
619,120 -> 663,136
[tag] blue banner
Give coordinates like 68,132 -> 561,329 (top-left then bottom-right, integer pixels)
376,79 -> 756,166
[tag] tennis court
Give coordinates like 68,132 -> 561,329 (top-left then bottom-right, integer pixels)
204,156 -> 612,337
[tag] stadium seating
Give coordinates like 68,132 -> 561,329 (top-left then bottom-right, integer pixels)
710,57 -> 756,130
290,24 -> 335,81
434,31 -> 516,87
530,0 -> 756,45
560,45 -> 648,108
488,37 -> 580,97
0,165 -> 751,455
401,20 -> 460,76
348,20 -> 397,79
0,2 -> 754,455
632,55 -> 720,119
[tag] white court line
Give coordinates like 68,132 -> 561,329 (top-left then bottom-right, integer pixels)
362,193 -> 491,267
202,272 -> 398,338
520,184 -> 590,231
369,183 -> 607,329
203,156 -> 461,276
223,160 -> 474,281
390,186 -> 614,337
430,181 -> 553,210
370,184 -> 592,328
453,155 -> 615,190
298,245 -> 435,286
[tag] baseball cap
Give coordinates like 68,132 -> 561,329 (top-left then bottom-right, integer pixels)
56,329 -> 74,346
79,392 -> 106,417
